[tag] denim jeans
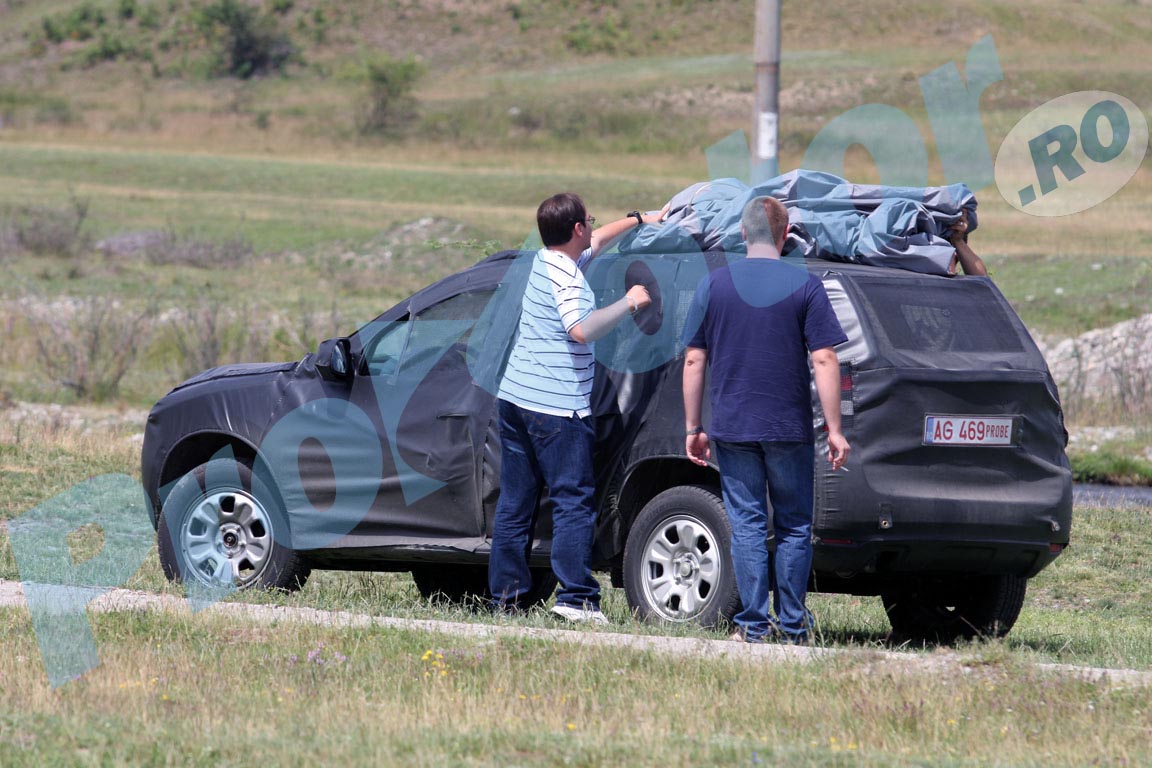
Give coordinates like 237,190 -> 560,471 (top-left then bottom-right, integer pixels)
488,399 -> 600,610
714,440 -> 815,641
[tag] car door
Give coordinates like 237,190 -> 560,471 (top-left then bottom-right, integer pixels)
346,265 -> 508,545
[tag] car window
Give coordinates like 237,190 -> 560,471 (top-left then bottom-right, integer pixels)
411,289 -> 495,339
363,316 -> 410,378
852,278 -> 1025,354
366,287 -> 497,377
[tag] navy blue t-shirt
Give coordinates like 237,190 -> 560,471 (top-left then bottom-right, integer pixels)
683,257 -> 848,443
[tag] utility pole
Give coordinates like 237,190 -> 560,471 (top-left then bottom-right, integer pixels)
752,0 -> 781,182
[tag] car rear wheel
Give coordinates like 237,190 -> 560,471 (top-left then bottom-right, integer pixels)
623,485 -> 740,628
410,564 -> 558,608
881,574 -> 1027,643
158,459 -> 310,592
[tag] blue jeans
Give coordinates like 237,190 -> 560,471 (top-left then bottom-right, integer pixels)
714,440 -> 815,641
488,399 -> 600,610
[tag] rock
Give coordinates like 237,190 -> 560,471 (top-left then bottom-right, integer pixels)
1039,313 -> 1152,417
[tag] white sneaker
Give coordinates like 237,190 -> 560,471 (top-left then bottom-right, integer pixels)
550,604 -> 609,625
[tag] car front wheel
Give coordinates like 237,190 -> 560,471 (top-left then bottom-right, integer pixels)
158,459 -> 310,592
623,485 -> 740,628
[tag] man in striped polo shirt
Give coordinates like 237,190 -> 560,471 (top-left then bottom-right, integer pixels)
489,192 -> 663,623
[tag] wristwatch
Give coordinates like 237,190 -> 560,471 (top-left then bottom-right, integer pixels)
686,426 -> 704,436
628,210 -> 644,226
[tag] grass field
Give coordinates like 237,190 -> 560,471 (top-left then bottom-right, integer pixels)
0,418 -> 1150,766
0,610 -> 1149,767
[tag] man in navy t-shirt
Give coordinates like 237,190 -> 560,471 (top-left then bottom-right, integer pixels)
682,195 -> 850,644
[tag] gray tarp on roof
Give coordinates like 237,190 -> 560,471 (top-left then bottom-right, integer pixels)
618,170 -> 978,276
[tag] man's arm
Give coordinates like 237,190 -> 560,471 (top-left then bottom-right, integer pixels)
811,347 -> 850,470
567,284 -> 651,343
589,205 -> 669,259
949,235 -> 988,277
683,346 -> 711,466
947,210 -> 988,277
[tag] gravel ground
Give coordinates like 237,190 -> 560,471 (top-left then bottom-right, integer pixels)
2,400 -> 148,440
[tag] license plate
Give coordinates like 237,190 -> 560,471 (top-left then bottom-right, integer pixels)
923,415 -> 1015,446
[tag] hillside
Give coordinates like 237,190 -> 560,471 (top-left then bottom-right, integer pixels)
0,0 -> 1150,415
2,0 -> 1151,157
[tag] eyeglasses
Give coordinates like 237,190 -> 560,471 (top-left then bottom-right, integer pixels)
576,216 -> 596,228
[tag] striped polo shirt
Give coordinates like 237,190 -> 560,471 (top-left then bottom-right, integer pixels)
498,247 -> 595,417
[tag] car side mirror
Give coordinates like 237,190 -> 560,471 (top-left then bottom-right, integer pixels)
315,337 -> 352,382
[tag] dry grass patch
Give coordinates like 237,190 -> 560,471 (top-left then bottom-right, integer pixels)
0,608 -> 1148,766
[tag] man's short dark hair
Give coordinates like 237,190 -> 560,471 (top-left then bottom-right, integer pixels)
741,195 -> 790,247
537,193 -> 586,247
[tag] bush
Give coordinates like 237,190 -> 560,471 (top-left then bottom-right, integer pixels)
31,296 -> 157,401
192,0 -> 298,79
138,3 -> 161,30
268,300 -> 343,357
0,196 -> 91,258
308,7 -> 327,43
165,299 -> 269,380
80,31 -> 147,67
356,56 -> 423,137
40,2 -> 108,45
144,227 -> 254,269
564,15 -> 630,55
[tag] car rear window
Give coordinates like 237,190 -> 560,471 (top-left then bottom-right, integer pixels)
851,277 -> 1025,354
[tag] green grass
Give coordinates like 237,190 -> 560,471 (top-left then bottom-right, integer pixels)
1,607 -> 1148,767
993,254 -> 1152,337
0,143 -> 684,252
1069,451 -> 1152,487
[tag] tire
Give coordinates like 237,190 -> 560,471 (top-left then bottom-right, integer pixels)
623,485 -> 740,628
157,459 -> 310,592
410,564 -> 558,608
881,574 -> 1027,644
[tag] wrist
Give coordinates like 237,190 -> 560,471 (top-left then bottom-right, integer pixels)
625,295 -> 638,314
628,210 -> 643,227
686,426 -> 704,436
